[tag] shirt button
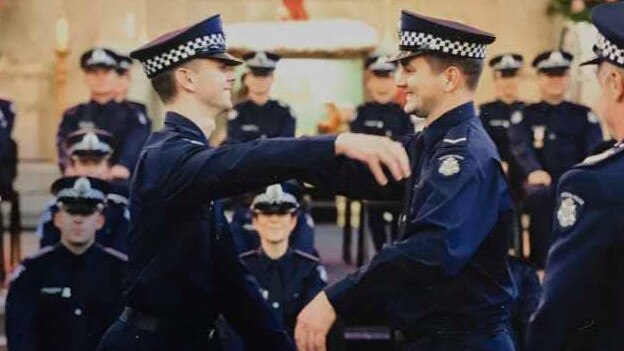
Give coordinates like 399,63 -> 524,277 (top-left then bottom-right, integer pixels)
74,308 -> 82,316
272,302 -> 280,309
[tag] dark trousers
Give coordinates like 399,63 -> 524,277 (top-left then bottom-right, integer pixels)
396,329 -> 515,351
522,185 -> 554,269
98,319 -> 219,351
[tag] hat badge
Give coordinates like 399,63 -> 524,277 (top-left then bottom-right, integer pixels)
90,48 -> 113,64
73,177 -> 93,197
549,51 -> 565,65
256,52 -> 269,64
83,132 -> 101,149
501,55 -> 515,67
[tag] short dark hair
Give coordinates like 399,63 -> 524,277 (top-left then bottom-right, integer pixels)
423,54 -> 484,90
150,69 -> 178,103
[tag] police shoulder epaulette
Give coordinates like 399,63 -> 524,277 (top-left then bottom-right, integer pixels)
277,100 -> 291,109
64,104 -> 81,115
101,246 -> 128,261
441,124 -> 470,147
107,193 -> 129,205
293,249 -> 319,262
577,145 -> 624,168
239,250 -> 256,259
25,245 -> 56,261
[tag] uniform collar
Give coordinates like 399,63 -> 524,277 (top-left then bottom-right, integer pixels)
164,111 -> 209,145
422,102 -> 475,148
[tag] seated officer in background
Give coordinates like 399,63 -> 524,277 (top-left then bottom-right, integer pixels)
479,53 -> 525,200
6,176 -> 127,351
57,47 -> 150,179
508,50 -> 602,269
527,3 -> 624,349
226,51 -> 296,143
39,129 -> 130,253
113,53 -> 152,128
229,180 -> 316,255
350,55 -> 413,252
507,254 -> 541,351
223,184 -> 328,350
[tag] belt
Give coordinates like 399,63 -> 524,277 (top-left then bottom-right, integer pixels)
119,307 -> 218,339
120,307 -> 162,332
393,322 -> 506,342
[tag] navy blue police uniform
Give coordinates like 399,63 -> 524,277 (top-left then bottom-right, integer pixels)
527,5 -> 624,349
56,48 -> 150,173
241,248 -> 328,334
97,15 -> 342,351
479,53 -> 525,200
507,256 -> 541,351
0,97 -> 17,199
6,176 -> 128,351
226,51 -> 296,143
38,130 -> 130,253
324,11 -> 516,351
220,184 -> 328,351
508,50 -> 603,268
351,56 -> 414,251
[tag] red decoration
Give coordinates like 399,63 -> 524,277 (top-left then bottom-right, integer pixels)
282,0 -> 309,21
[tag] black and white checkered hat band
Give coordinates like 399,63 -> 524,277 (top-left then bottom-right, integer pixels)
595,33 -> 624,66
399,30 -> 487,59
141,33 -> 226,77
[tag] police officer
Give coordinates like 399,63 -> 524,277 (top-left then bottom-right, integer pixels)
113,53 -> 152,128
6,176 -> 127,351
240,185 -> 327,339
351,55 -> 413,252
229,181 -> 316,254
226,51 -> 296,143
508,50 -> 603,269
97,14 -> 409,351
479,53 -> 525,200
527,3 -> 624,349
296,10 -> 515,351
38,129 -> 130,253
507,255 -> 541,351
57,47 -> 150,179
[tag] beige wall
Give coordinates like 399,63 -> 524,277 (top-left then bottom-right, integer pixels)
0,0 -> 563,161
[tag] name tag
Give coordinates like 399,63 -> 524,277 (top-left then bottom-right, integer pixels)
364,120 -> 384,128
241,124 -> 259,132
489,119 -> 509,128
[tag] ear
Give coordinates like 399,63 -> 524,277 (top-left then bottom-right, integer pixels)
174,67 -> 196,93
289,214 -> 298,231
52,211 -> 62,230
611,69 -> 624,103
443,66 -> 462,92
96,212 -> 106,230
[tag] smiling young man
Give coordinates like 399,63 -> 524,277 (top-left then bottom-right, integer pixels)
295,10 -> 516,351
96,14 -> 409,351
